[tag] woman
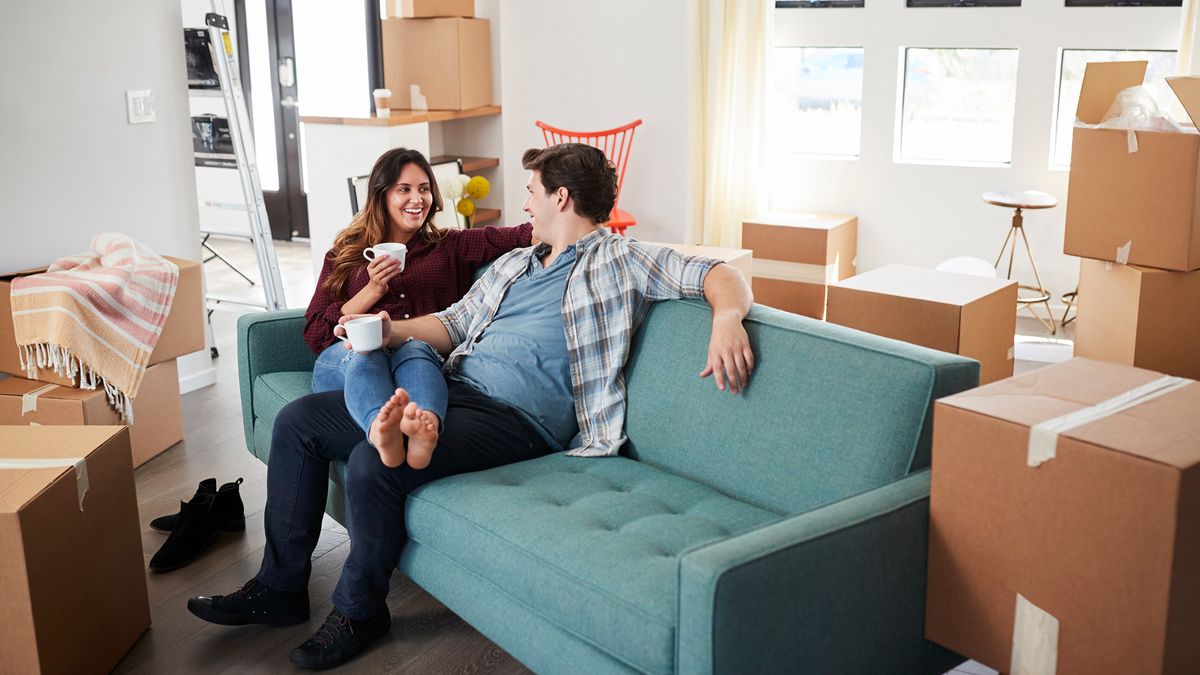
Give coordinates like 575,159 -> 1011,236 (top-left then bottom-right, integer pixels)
304,147 -> 532,468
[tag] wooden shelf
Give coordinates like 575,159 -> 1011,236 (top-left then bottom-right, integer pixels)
429,154 -> 500,174
470,208 -> 501,227
300,105 -> 501,127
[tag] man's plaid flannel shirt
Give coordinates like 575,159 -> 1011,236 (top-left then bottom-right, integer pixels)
433,228 -> 719,456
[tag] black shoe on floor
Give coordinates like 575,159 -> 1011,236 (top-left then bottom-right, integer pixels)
289,607 -> 392,670
148,491 -> 222,572
150,477 -> 245,534
187,578 -> 310,626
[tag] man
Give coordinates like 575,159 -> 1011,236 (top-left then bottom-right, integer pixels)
188,143 -> 755,669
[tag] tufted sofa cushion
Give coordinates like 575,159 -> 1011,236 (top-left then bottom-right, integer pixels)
401,452 -> 781,675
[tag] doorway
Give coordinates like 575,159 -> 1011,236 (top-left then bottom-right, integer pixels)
236,0 -> 382,241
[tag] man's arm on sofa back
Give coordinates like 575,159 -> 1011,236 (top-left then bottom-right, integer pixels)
237,308 -> 315,452
676,470 -> 963,675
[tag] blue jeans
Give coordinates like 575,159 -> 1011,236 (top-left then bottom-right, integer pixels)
311,340 -> 448,433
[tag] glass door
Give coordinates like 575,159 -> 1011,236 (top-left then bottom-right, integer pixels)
239,0 -> 379,240
240,0 -> 305,239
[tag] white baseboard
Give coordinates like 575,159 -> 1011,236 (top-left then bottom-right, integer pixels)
179,365 -> 217,394
176,349 -> 217,394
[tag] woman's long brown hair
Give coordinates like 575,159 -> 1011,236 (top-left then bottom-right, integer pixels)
322,147 -> 445,298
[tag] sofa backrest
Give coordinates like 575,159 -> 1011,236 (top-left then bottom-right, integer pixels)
622,300 -> 978,516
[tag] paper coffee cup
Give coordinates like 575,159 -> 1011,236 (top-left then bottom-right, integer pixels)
373,88 -> 392,118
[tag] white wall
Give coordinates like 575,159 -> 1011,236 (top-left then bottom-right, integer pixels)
771,3 -> 1181,308
1,0 -> 213,386
497,0 -> 696,243
2,1 -> 202,269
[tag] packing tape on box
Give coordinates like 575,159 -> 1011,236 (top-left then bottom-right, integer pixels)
0,457 -> 89,511
1010,593 -> 1059,675
1027,375 -> 1193,467
1127,129 -> 1139,154
1115,240 -> 1131,265
21,383 -> 58,415
753,258 -> 839,285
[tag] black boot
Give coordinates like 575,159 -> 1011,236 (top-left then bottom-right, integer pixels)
150,477 -> 245,534
148,492 -> 222,572
188,578 -> 309,626
289,607 -> 392,670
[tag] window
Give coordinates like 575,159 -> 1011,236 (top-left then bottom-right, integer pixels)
908,1 -> 1019,6
772,47 -> 865,157
1065,1 -> 1181,6
1050,49 -> 1178,168
776,1 -> 865,7
898,47 -> 1020,164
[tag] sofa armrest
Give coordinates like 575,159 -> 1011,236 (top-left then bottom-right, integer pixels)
677,470 -> 961,675
237,309 -> 314,451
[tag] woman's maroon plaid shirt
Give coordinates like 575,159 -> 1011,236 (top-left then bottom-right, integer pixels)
303,223 -> 533,354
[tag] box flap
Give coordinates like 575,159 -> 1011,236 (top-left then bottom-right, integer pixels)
939,358 -> 1200,469
1076,61 -> 1148,125
1166,77 -> 1200,128
0,426 -> 124,512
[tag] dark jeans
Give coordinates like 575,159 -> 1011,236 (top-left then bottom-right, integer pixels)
255,379 -> 553,619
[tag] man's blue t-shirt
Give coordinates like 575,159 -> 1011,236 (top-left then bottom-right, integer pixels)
451,245 -> 578,449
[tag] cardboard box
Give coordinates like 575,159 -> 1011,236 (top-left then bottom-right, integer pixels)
643,242 -> 754,281
0,256 -> 204,385
382,18 -> 492,111
827,264 -> 1017,384
392,0 -> 473,18
0,359 -> 184,467
1074,258 -> 1200,380
1065,61 -> 1200,271
0,426 -> 150,674
926,358 -> 1200,675
740,213 -> 856,319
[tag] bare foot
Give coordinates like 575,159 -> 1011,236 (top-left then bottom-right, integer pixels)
400,402 -> 440,470
369,388 -> 409,468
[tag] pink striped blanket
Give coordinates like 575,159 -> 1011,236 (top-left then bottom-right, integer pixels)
10,233 -> 180,423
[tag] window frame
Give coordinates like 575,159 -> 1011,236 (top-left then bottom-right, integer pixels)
894,46 -> 1022,167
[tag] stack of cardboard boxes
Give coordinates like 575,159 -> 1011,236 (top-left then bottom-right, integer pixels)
382,0 -> 492,111
740,212 -> 857,319
1065,61 -> 1200,380
0,256 -> 204,672
0,256 -> 204,465
924,60 -> 1200,674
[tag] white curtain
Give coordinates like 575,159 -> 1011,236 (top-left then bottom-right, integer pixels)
690,0 -> 773,248
1179,0 -> 1200,75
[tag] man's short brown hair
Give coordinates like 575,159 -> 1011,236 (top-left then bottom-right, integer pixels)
522,144 -> 618,224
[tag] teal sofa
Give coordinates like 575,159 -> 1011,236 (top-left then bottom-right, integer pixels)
238,300 -> 975,674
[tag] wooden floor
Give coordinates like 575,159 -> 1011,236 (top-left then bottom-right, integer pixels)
111,236 -> 1066,674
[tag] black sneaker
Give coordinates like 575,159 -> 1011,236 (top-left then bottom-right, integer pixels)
187,578 -> 309,626
150,477 -> 245,534
289,608 -> 392,670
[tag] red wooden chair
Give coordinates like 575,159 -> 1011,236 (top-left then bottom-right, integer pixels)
535,119 -> 643,236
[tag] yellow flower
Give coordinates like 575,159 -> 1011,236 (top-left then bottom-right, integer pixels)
464,176 -> 490,200
456,198 -> 476,218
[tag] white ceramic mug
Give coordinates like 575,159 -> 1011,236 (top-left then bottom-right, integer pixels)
336,315 -> 384,353
363,242 -> 407,272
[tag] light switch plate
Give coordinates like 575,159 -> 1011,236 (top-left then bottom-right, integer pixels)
126,89 -> 156,124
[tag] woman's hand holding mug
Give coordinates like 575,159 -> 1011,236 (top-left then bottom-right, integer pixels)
364,243 -> 406,292
334,313 -> 389,353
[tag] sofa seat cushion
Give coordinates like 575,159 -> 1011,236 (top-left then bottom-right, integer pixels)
252,371 -> 314,431
403,453 -> 781,675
